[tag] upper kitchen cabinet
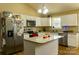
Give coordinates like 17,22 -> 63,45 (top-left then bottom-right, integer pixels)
36,18 -> 50,26
36,18 -> 41,26
61,14 -> 77,26
40,18 -> 50,26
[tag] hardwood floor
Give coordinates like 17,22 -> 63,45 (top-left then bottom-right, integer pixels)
58,45 -> 79,55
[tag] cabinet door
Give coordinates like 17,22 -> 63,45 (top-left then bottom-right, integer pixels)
40,18 -> 46,26
36,19 -> 41,26
61,14 -> 77,26
41,18 -> 50,26
68,34 -> 78,47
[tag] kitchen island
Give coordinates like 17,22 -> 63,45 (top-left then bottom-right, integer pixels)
23,32 -> 63,55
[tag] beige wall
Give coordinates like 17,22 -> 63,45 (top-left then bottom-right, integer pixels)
51,9 -> 79,17
0,3 -> 38,16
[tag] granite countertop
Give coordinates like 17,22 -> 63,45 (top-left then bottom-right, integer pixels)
24,32 -> 63,44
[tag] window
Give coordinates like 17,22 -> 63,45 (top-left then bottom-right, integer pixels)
52,17 -> 61,29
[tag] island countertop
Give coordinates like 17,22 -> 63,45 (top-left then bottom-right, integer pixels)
24,32 -> 63,44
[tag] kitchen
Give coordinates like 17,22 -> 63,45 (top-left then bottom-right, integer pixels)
0,3 -> 79,55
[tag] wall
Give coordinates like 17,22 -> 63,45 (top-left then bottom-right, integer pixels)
0,3 -> 38,16
62,26 -> 78,33
51,9 -> 79,17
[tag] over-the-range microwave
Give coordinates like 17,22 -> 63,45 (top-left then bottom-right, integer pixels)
26,20 -> 36,27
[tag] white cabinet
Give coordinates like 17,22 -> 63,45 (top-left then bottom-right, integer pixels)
36,18 -> 41,26
61,14 -> 77,26
40,18 -> 50,26
36,18 -> 50,26
68,33 -> 78,47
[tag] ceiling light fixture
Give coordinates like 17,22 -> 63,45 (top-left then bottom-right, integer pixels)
37,4 -> 48,14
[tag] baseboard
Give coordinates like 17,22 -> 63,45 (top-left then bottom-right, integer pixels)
59,44 -> 68,47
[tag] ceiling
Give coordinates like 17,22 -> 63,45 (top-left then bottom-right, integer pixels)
27,3 -> 79,16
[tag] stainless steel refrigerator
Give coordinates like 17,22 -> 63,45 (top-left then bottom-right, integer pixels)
0,11 -> 24,55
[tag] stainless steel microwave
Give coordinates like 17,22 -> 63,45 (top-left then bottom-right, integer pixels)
26,20 -> 36,27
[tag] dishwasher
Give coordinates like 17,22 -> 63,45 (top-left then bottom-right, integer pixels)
58,32 -> 68,47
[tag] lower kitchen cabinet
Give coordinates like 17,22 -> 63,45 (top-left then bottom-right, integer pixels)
68,33 -> 79,47
23,39 -> 58,55
23,41 -> 36,55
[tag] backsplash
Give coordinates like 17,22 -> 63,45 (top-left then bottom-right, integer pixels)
24,26 -> 53,33
62,26 -> 78,33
